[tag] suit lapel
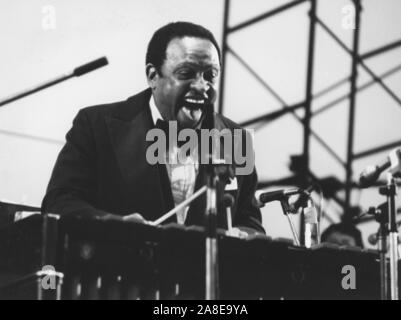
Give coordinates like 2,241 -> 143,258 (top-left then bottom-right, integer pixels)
104,96 -> 237,226
185,164 -> 207,226
105,89 -> 174,221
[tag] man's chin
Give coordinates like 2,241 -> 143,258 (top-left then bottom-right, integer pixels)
177,119 -> 200,130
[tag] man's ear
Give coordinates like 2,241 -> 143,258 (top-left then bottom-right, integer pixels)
146,64 -> 159,90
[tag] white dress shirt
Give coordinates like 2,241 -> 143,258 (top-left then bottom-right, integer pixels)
149,96 -> 199,224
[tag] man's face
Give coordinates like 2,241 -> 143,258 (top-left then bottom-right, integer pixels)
326,231 -> 357,247
147,36 -> 220,129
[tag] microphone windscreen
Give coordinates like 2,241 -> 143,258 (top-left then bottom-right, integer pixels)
368,233 -> 378,245
73,57 -> 108,77
223,193 -> 235,207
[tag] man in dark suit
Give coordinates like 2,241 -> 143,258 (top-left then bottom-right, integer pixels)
42,22 -> 265,235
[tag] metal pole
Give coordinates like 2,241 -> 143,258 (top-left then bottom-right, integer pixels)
345,0 -> 361,214
303,0 -> 317,168
386,174 -> 399,300
205,179 -> 218,300
377,224 -> 388,300
354,139 -> 401,159
228,0 -> 308,33
360,38 -> 401,60
204,104 -> 219,300
300,0 -> 317,245
218,0 -> 230,115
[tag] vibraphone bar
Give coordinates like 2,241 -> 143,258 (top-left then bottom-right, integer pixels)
0,214 -> 393,299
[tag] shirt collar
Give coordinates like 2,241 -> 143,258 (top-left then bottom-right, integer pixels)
149,94 -> 207,131
149,94 -> 164,125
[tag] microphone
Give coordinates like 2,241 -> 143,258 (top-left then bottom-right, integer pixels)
73,57 -> 109,77
223,194 -> 235,232
368,232 -> 379,246
258,188 -> 304,204
223,193 -> 235,208
369,221 -> 401,245
359,147 -> 401,188
290,184 -> 320,212
359,162 -> 391,188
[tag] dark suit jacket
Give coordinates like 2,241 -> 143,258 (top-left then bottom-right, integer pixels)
42,89 -> 265,234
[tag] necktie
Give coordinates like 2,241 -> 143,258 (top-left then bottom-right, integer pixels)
155,119 -> 199,149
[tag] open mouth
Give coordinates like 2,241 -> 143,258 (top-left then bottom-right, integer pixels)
180,97 -> 206,122
183,97 -> 206,109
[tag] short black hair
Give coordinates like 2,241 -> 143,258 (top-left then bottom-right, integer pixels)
146,21 -> 221,72
321,223 -> 364,248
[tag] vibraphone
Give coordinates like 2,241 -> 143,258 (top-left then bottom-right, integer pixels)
0,214 -> 389,299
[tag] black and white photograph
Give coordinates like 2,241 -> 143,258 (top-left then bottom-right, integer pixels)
0,0 -> 400,301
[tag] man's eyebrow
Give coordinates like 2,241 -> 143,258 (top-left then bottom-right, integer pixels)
175,61 -> 220,70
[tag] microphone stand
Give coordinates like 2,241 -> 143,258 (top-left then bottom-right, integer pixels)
280,199 -> 301,246
204,103 -> 219,300
0,57 -> 108,108
378,221 -> 389,300
202,104 -> 234,300
366,206 -> 389,300
377,216 -> 388,300
359,147 -> 401,299
303,200 -> 319,248
379,174 -> 399,300
205,161 -> 219,300
279,191 -> 315,247
153,103 -> 233,300
223,194 -> 234,235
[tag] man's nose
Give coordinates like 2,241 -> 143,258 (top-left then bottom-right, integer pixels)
190,75 -> 209,93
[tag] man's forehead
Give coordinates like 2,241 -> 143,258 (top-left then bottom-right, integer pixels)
165,36 -> 220,66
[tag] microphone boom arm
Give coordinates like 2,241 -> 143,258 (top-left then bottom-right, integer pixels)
0,57 -> 108,108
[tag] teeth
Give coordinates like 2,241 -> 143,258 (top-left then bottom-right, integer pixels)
185,98 -> 205,104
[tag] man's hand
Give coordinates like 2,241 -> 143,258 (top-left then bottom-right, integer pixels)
122,213 -> 150,224
226,227 -> 249,239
